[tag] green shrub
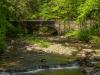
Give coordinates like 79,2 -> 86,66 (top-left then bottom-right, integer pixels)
6,24 -> 25,37
65,29 -> 90,42
22,35 -> 51,48
0,27 -> 6,55
65,30 -> 79,40
0,40 -> 6,55
78,29 -> 90,42
89,25 -> 100,36
90,36 -> 100,45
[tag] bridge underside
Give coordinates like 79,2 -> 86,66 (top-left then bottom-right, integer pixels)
11,20 -> 59,35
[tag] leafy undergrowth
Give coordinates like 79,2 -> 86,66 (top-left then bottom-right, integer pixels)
21,34 -> 51,48
65,30 -> 100,45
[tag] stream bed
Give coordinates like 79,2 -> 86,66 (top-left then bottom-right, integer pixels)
0,63 -> 80,75
0,61 -> 100,75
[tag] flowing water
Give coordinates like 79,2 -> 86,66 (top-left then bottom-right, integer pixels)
0,61 -> 100,75
0,63 -> 81,75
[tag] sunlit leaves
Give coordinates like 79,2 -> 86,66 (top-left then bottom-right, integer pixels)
77,0 -> 100,22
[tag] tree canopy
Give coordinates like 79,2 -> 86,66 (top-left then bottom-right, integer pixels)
0,0 -> 100,52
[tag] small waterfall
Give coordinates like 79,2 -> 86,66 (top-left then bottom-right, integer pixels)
11,65 -> 80,75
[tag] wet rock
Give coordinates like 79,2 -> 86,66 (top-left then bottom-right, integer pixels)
5,68 -> 28,73
81,69 -> 87,74
52,65 -> 58,68
5,69 -> 11,72
82,67 -> 94,74
41,65 -> 49,69
27,66 -> 37,71
93,56 -> 100,61
15,69 -> 27,72
0,69 -> 3,72
59,63 -> 67,67
40,59 -> 47,63
38,64 -> 49,69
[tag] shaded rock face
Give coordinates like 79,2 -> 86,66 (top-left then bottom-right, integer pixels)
77,49 -> 96,66
78,54 -> 100,75
76,51 -> 100,75
81,67 -> 100,75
